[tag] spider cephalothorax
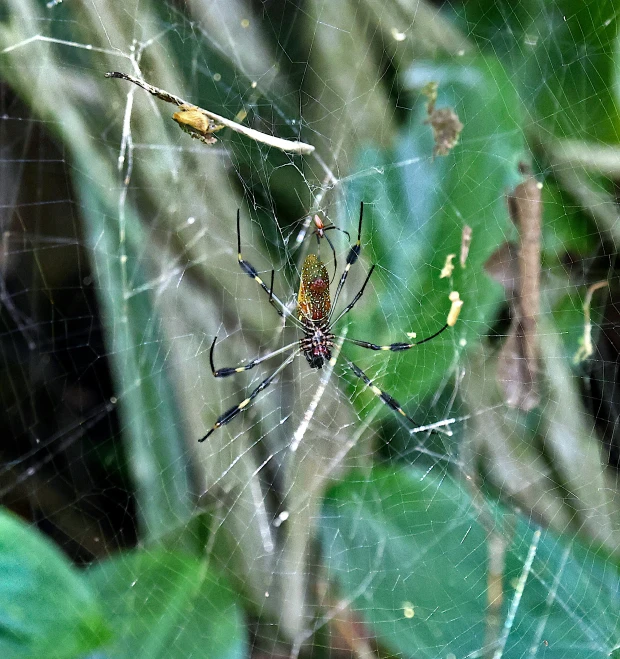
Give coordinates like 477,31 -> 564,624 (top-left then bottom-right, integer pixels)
200,203 -> 460,442
299,323 -> 334,369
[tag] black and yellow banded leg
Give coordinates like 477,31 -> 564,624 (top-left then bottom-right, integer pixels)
342,356 -> 421,429
209,336 -> 300,377
330,201 -> 365,314
236,209 -> 302,327
342,323 -> 449,352
199,350 -> 299,442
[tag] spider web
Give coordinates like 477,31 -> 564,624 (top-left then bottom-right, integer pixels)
1,1 -> 619,658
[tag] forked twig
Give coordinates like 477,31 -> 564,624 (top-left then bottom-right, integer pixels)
105,71 -> 315,155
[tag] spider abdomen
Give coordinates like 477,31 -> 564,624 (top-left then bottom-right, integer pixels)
298,254 -> 331,322
297,253 -> 335,368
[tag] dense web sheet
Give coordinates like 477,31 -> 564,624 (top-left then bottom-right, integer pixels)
1,1 -> 620,658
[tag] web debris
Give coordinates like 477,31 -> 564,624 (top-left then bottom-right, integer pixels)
421,81 -> 464,157
105,71 -> 315,155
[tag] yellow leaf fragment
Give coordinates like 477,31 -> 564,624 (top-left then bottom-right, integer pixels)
447,291 -> 463,327
440,253 -> 456,279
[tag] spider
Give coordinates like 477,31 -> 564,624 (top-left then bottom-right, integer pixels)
199,203 -> 459,442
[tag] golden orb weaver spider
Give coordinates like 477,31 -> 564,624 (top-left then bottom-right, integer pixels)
199,202 -> 460,442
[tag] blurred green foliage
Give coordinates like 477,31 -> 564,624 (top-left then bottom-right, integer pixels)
0,511 -> 110,658
86,549 -> 247,659
322,466 -> 620,658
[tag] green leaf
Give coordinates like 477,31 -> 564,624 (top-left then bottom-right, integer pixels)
0,509 -> 110,659
541,180 -> 598,265
523,0 -> 620,142
553,288 -> 606,366
460,0 -> 620,142
87,549 -> 247,659
344,55 -> 525,409
321,467 -> 620,658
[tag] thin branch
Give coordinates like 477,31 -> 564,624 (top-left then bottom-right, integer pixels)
105,71 -> 315,155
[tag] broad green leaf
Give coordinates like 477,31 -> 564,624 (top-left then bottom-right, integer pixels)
321,467 -> 620,658
553,289 -> 606,366
87,549 -> 247,659
460,0 -> 620,142
0,509 -> 109,659
523,0 -> 620,142
541,180 -> 598,266
343,55 -> 525,411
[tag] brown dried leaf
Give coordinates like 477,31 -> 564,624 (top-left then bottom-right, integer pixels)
497,322 -> 540,411
426,107 -> 464,157
460,224 -> 473,268
491,171 -> 542,411
484,242 -> 519,296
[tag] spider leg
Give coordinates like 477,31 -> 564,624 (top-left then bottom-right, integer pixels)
330,201 -> 364,315
322,231 -> 338,281
199,349 -> 300,442
209,336 -> 300,377
312,225 -> 340,281
324,225 -> 351,242
331,263 -> 376,325
268,269 -> 275,306
340,323 -> 449,351
236,209 -> 303,327
342,356 -> 421,428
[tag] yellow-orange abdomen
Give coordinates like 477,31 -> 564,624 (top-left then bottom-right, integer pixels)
298,254 -> 331,322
